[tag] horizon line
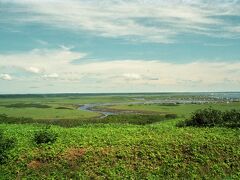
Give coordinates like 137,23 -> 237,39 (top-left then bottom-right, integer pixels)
0,91 -> 239,96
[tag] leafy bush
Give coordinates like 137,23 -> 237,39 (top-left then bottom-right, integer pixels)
33,128 -> 58,145
0,130 -> 15,164
178,108 -> 240,128
222,109 -> 240,127
186,108 -> 222,127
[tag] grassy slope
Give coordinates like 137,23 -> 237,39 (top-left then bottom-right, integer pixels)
1,120 -> 240,179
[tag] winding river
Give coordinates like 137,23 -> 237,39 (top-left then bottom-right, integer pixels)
78,103 -> 117,118
78,98 -> 228,118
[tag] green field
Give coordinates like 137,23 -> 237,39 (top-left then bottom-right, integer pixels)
0,95 -> 137,120
0,106 -> 99,120
104,102 -> 240,117
0,93 -> 239,179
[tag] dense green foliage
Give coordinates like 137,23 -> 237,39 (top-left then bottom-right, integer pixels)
0,121 -> 239,179
33,128 -> 58,145
222,109 -> 240,127
178,108 -> 240,128
0,130 -> 15,164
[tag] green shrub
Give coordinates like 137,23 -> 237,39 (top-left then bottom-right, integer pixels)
0,130 -> 15,164
222,109 -> 240,127
188,108 -> 222,127
177,108 -> 240,128
33,128 -> 58,145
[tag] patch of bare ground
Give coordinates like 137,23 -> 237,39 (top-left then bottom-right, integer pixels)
62,148 -> 86,161
60,148 -> 87,169
27,160 -> 42,170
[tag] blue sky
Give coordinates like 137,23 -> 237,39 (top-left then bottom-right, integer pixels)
0,0 -> 240,93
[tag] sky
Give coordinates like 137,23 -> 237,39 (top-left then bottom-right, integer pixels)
0,0 -> 240,94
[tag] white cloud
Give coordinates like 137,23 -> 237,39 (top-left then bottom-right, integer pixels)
0,48 -> 86,72
0,48 -> 239,91
226,26 -> 240,33
2,0 -> 240,43
26,67 -> 41,74
43,73 -> 59,78
0,74 -> 12,80
123,73 -> 141,80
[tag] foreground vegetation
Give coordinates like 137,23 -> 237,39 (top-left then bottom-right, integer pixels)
1,120 -> 239,179
0,93 -> 239,179
0,130 -> 15,164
